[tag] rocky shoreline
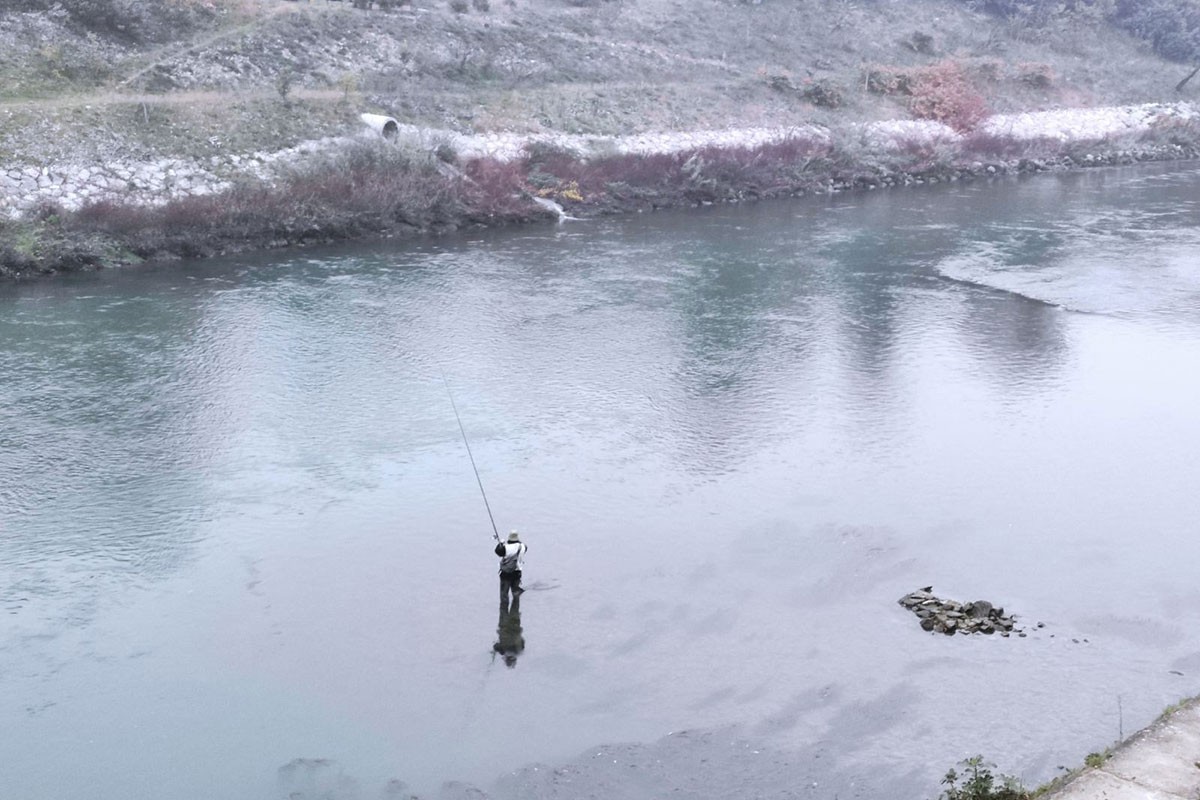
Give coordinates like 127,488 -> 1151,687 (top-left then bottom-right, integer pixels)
4,102 -> 1196,217
2,101 -> 1199,279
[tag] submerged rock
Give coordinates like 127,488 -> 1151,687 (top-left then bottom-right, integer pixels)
898,587 -> 1023,637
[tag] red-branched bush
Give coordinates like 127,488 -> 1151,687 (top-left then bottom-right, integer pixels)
907,61 -> 989,133
462,158 -> 540,219
866,61 -> 989,133
516,135 -> 832,204
68,142 -> 472,258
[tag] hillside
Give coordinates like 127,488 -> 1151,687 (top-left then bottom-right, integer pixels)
2,0 -> 1197,166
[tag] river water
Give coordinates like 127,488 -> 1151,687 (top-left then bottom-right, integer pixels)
3,163 -> 1200,800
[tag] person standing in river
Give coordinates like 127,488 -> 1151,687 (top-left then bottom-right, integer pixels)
495,530 -> 527,600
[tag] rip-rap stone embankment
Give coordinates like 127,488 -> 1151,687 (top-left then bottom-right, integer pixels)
2,102 -> 1197,219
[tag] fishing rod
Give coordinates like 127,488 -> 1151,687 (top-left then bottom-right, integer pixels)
439,369 -> 502,543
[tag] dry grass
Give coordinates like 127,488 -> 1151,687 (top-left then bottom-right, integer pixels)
64,141 -> 478,259
7,119 -> 1200,280
517,134 -> 836,206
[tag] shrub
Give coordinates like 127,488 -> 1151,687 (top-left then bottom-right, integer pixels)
972,59 -> 1004,83
472,0 -> 491,9
515,134 -> 833,205
759,68 -> 843,107
64,141 -> 473,259
450,0 -> 469,12
768,72 -> 796,93
336,73 -> 360,103
522,140 -> 584,175
1140,116 -> 1200,147
939,756 -> 1029,800
904,30 -> 937,54
887,134 -> 959,171
959,131 -> 1061,159
907,61 -> 989,132
1015,62 -> 1054,88
461,158 -> 536,218
865,66 -> 915,96
800,78 -> 843,108
867,61 -> 988,132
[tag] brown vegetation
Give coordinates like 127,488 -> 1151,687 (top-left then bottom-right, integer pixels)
867,60 -> 990,133
0,142 -> 519,277
6,0 -> 1200,279
7,118 -> 1200,280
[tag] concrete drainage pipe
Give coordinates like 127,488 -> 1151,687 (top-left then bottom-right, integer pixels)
360,113 -> 399,139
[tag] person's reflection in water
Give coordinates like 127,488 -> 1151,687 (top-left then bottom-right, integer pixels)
494,585 -> 525,668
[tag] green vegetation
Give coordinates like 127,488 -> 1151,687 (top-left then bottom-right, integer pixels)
1152,693 -> 1200,723
0,209 -> 125,278
945,698 -> 1200,799
938,756 -> 1030,800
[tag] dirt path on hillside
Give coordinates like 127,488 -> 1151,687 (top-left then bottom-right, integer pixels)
0,11 -> 737,124
0,0 -> 749,126
0,87 -> 345,113
0,2 -> 344,115
498,19 -> 744,76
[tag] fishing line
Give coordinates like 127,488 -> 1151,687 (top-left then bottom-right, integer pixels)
439,367 -> 501,543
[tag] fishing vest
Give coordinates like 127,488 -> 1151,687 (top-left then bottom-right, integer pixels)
499,542 -> 526,573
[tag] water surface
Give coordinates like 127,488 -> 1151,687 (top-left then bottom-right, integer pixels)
3,164 -> 1200,799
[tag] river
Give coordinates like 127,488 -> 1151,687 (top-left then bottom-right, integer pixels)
3,163 -> 1200,800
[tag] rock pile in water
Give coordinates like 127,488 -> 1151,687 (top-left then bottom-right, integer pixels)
898,587 -> 1024,637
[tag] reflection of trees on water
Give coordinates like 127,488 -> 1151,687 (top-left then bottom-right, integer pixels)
846,183 -> 1073,396
652,182 -> 1086,474
952,278 -> 1070,397
661,213 -> 823,476
394,182 -> 1090,481
923,184 -> 1076,393
658,196 -> 946,474
927,166 -> 1200,391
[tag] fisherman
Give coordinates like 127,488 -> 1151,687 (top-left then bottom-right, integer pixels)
495,529 -> 527,599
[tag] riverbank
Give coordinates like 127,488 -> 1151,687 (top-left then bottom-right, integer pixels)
1037,696 -> 1200,799
7,0 -> 1200,280
3,101 -> 1199,280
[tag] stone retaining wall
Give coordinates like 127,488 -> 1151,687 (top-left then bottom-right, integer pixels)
0,136 -> 350,218
2,102 -> 1196,219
